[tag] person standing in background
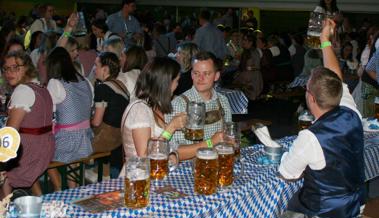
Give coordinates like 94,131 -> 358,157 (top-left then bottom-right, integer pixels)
106,0 -> 142,49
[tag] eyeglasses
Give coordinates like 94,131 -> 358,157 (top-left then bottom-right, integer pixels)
2,64 -> 25,73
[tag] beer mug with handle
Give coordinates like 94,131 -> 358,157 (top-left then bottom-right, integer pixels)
124,157 -> 150,209
185,102 -> 206,141
215,143 -> 244,189
223,122 -> 241,159
147,138 -> 178,180
306,11 -> 325,48
193,148 -> 218,195
298,110 -> 314,131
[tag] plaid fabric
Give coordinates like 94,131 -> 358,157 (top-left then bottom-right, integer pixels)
40,137 -> 302,218
166,87 -> 232,150
361,81 -> 379,118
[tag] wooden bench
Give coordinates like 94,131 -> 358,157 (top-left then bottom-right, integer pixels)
42,151 -> 111,193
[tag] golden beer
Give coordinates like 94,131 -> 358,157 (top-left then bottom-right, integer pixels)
305,35 -> 320,49
184,128 -> 204,141
194,149 -> 218,195
149,153 -> 168,180
298,119 -> 312,131
124,173 -> 150,209
215,145 -> 234,187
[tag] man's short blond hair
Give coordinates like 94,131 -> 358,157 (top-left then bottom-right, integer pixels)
308,67 -> 342,111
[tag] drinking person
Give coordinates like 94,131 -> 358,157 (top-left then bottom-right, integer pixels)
119,57 -> 186,176
279,19 -> 364,218
166,51 -> 232,160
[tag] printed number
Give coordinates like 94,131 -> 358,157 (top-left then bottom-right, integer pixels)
2,136 -> 10,148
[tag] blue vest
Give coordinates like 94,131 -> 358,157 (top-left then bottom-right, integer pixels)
288,106 -> 365,218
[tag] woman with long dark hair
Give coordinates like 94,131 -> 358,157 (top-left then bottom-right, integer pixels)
119,57 -> 186,176
46,47 -> 93,188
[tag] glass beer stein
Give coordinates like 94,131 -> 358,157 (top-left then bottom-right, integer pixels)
306,11 -> 325,49
194,148 -> 218,195
185,102 -> 206,141
124,157 -> 150,209
298,110 -> 314,131
223,122 -> 241,158
147,138 -> 178,180
215,144 -> 234,188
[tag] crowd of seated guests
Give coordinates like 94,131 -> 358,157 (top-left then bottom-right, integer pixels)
0,0 -> 378,201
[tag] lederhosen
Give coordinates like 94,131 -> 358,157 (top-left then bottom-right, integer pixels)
180,94 -> 225,126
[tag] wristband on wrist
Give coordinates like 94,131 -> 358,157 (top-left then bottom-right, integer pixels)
320,41 -> 332,49
161,130 -> 172,141
63,31 -> 71,38
206,139 -> 213,148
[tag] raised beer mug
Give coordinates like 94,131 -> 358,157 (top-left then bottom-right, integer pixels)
147,138 -> 178,180
124,157 -> 150,209
223,122 -> 241,159
185,101 -> 206,141
306,11 -> 325,49
193,148 -> 218,195
298,110 -> 314,131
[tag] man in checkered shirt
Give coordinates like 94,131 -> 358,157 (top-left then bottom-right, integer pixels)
165,51 -> 232,160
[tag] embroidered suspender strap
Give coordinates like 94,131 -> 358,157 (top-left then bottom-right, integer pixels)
104,79 -> 130,100
180,94 -> 190,113
216,96 -> 225,126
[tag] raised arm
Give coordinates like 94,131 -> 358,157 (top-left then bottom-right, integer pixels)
57,12 -> 79,48
320,18 -> 342,80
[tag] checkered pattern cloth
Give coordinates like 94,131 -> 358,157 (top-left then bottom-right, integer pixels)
215,87 -> 249,114
363,132 -> 379,181
42,137 -> 302,218
166,87 -> 232,149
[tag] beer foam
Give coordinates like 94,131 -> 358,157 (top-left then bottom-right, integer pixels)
126,169 -> 149,181
215,145 -> 234,155
149,153 -> 167,160
298,114 -> 314,121
196,149 -> 218,160
307,31 -> 320,37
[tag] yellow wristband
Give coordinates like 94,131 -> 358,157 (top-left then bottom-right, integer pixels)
161,130 -> 172,141
206,139 -> 213,148
320,41 -> 332,49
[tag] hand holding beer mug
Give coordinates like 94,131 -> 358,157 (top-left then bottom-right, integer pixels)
298,110 -> 314,131
194,148 -> 218,195
147,138 -> 178,180
306,11 -> 325,48
124,157 -> 150,209
223,122 -> 241,158
185,102 -> 205,141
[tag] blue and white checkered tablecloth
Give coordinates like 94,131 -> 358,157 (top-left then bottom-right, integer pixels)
363,132 -> 379,181
216,88 -> 248,114
42,137 -> 302,218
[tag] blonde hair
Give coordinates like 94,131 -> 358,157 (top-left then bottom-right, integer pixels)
104,38 -> 124,59
178,42 -> 199,72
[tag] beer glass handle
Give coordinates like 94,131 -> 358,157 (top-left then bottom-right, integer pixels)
234,157 -> 245,181
168,151 -> 179,172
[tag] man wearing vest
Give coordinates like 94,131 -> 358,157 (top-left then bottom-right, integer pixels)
166,51 -> 232,160
280,19 -> 365,218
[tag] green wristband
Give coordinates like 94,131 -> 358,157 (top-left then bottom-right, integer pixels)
320,41 -> 332,49
161,130 -> 172,141
206,139 -> 213,148
63,31 -> 71,38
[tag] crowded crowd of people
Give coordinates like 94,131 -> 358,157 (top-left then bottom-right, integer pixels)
0,0 -> 378,216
